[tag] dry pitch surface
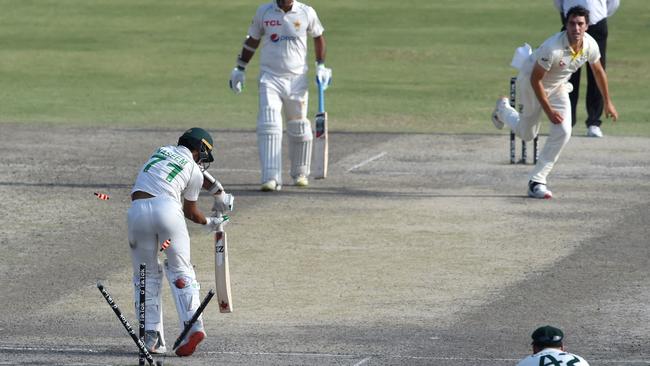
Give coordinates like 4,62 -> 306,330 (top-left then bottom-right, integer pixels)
0,125 -> 649,366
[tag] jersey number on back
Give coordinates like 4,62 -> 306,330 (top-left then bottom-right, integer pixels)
143,153 -> 184,182
539,355 -> 581,366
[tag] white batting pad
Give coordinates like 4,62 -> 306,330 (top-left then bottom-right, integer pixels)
257,106 -> 283,184
287,119 -> 313,178
163,261 -> 203,334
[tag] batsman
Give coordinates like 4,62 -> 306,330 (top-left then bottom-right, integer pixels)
229,0 -> 332,191
127,128 -> 233,357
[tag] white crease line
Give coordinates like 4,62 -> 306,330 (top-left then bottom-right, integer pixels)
0,346 -> 97,353
353,356 -> 372,366
207,350 -> 357,358
347,152 -> 387,172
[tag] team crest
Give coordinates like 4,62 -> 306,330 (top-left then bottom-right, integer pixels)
293,20 -> 301,31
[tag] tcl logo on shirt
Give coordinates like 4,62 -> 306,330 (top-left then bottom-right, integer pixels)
264,20 -> 282,27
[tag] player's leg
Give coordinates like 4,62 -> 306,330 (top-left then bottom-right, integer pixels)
495,73 -> 543,141
585,19 -> 607,137
128,199 -> 166,354
257,73 -> 284,191
527,88 -> 572,198
284,73 -> 312,186
155,197 -> 205,357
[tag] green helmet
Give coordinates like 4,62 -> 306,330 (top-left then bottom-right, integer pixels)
178,127 -> 214,163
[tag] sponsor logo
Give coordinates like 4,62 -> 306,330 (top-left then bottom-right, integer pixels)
559,60 -> 566,67
264,19 -> 282,27
270,33 -> 298,42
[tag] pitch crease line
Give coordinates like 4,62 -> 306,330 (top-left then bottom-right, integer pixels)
347,152 -> 387,172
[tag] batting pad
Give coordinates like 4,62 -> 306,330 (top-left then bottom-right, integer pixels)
257,106 -> 283,184
163,261 -> 203,334
287,119 -> 313,178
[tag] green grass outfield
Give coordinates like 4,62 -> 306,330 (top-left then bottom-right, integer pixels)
1,0 -> 648,135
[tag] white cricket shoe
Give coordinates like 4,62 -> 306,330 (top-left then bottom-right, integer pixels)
145,330 -> 167,354
261,180 -> 281,192
491,97 -> 508,129
587,125 -> 603,138
527,181 -> 553,199
294,175 -> 309,187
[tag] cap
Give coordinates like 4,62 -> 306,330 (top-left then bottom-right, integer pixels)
531,325 -> 564,346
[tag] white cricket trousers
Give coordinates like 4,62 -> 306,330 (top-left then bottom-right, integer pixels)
501,73 -> 573,184
127,196 -> 201,337
256,71 -> 309,184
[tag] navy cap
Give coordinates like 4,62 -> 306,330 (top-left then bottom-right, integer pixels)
531,325 -> 564,346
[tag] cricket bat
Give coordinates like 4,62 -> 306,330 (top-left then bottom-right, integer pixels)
312,81 -> 328,179
214,222 -> 233,313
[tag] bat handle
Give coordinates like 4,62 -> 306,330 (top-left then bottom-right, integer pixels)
317,82 -> 325,114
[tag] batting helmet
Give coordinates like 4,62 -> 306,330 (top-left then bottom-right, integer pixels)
178,127 -> 214,163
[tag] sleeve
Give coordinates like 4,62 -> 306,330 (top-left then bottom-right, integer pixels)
182,164 -> 203,202
535,43 -> 554,71
247,6 -> 265,39
307,6 -> 324,38
606,0 -> 620,17
587,37 -> 601,64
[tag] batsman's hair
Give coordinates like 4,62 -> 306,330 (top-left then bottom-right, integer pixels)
566,5 -> 590,25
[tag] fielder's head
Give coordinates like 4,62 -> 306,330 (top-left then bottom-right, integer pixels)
178,127 -> 214,164
530,325 -> 564,351
276,0 -> 294,10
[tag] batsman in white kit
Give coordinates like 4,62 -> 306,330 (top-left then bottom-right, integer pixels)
492,6 -> 618,199
229,0 -> 332,191
127,128 -> 232,357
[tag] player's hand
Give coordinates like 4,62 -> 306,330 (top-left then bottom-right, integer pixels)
212,192 -> 234,214
315,64 -> 332,90
546,109 -> 564,124
229,67 -> 245,94
204,215 -> 230,232
605,101 -> 618,122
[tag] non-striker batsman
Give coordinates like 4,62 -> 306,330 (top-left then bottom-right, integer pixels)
229,0 -> 332,191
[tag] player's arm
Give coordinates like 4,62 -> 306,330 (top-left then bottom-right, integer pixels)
229,36 -> 260,94
314,35 -> 326,64
590,60 -> 619,121
183,199 -> 208,225
237,36 -> 261,70
530,63 -> 563,124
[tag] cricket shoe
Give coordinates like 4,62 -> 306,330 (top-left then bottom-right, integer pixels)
587,125 -> 603,138
260,180 -> 281,192
527,181 -> 553,199
144,330 -> 167,354
491,97 -> 508,129
175,330 -> 205,357
294,175 -> 309,187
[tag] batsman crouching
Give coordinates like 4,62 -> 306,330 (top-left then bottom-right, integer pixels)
127,128 -> 229,357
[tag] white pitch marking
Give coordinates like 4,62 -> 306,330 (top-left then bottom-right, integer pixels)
352,356 -> 372,366
347,152 -> 387,172
0,345 -> 98,353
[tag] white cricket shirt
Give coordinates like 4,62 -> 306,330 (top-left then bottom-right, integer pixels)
527,31 -> 600,91
131,145 -> 203,204
554,0 -> 620,24
248,1 -> 324,76
517,348 -> 590,366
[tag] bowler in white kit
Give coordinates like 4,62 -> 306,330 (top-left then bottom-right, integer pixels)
492,6 -> 618,199
229,0 -> 332,191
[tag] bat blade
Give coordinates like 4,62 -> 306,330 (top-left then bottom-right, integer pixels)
214,230 -> 233,313
312,110 -> 328,179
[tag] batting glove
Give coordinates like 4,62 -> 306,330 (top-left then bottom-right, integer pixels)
204,215 -> 230,233
212,192 -> 234,214
315,64 -> 332,90
229,67 -> 245,94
